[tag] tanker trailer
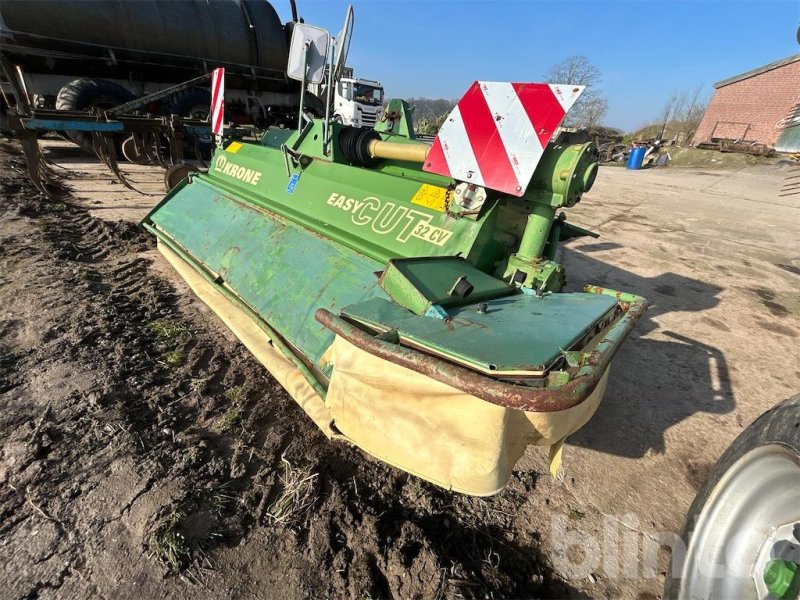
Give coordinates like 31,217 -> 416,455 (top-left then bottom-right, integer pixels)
0,0 -> 322,151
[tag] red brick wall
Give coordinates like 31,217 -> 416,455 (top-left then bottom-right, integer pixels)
693,58 -> 800,146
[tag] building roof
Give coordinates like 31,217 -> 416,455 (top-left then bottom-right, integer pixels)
714,54 -> 800,88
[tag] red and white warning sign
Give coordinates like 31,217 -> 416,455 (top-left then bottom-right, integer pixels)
424,82 -> 583,197
211,67 -> 225,141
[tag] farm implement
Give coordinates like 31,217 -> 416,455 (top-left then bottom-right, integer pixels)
0,1 -> 649,494
0,66 -> 251,196
139,18 -> 647,496
0,0 -> 322,195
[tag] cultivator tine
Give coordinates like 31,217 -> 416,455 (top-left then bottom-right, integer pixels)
145,133 -> 168,168
19,135 -> 50,196
91,131 -> 148,194
168,135 -> 180,166
142,135 -> 157,166
133,134 -> 150,165
166,119 -> 186,166
18,130 -> 66,198
121,134 -> 152,166
131,132 -> 162,167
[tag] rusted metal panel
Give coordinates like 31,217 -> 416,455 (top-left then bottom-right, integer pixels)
316,287 -> 648,413
339,292 -> 619,376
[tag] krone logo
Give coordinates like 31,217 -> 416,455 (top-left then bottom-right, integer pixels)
214,154 -> 263,186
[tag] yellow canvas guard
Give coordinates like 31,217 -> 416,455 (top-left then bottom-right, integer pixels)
321,336 -> 608,496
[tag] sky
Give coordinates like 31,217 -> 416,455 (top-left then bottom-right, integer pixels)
277,0 -> 799,131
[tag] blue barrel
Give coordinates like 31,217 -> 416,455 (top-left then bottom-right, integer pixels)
627,147 -> 646,170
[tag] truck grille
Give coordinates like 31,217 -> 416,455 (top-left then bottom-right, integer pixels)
361,111 -> 378,127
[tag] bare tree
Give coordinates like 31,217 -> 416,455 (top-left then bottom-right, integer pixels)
652,85 -> 708,143
679,84 -> 707,141
544,55 -> 601,88
657,92 -> 684,139
583,97 -> 609,130
406,98 -> 456,122
544,55 -> 607,129
405,97 -> 457,134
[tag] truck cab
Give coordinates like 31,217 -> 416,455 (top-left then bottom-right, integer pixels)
334,73 -> 384,128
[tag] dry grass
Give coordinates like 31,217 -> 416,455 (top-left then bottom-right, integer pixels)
666,145 -> 773,169
204,482 -> 237,516
266,455 -> 318,529
147,483 -> 235,581
164,350 -> 186,366
217,386 -> 246,431
148,320 -> 190,368
79,268 -> 102,282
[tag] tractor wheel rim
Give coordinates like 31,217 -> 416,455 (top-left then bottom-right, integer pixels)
679,444 -> 800,599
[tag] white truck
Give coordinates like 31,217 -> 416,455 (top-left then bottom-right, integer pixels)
314,67 -> 384,128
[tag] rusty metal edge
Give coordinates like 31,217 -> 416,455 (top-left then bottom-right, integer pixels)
316,286 -> 648,413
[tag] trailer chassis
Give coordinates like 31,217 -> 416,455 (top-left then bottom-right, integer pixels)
1,60 -> 254,196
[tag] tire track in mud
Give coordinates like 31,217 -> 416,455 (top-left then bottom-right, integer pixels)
0,146 -> 269,597
0,141 -> 575,599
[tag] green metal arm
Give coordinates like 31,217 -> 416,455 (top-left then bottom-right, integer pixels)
316,286 -> 648,413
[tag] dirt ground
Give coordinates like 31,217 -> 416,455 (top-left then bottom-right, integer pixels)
1,138 -> 798,600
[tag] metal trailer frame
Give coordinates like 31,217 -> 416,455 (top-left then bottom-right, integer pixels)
1,60 -> 257,196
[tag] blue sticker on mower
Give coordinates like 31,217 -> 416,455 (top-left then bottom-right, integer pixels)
286,173 -> 300,194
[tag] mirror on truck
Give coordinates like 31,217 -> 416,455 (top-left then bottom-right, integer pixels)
287,23 -> 330,84
338,81 -> 352,102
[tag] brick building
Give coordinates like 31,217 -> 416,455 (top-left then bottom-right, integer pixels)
693,54 -> 800,147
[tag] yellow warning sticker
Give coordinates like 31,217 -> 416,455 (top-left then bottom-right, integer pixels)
226,141 -> 243,154
411,184 -> 448,212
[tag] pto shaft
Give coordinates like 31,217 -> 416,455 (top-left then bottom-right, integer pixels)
367,139 -> 429,163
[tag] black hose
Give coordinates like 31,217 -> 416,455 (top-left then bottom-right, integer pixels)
289,0 -> 298,22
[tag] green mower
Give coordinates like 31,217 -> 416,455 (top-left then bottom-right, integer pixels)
142,17 -> 648,495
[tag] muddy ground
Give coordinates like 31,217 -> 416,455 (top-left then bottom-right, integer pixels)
0,140 -> 577,599
1,138 -> 798,600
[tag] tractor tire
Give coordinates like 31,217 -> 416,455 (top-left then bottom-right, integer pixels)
664,394 -> 800,599
165,87 -> 211,120
55,79 -> 136,155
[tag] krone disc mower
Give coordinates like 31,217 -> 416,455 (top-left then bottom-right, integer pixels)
142,20 -> 648,496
